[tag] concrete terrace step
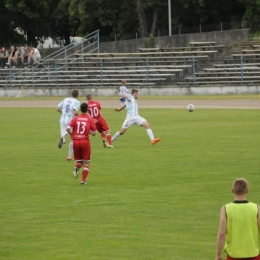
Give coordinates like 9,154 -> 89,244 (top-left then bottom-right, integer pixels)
185,75 -> 260,81
182,80 -> 260,85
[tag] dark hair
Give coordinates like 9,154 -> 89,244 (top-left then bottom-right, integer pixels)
72,89 -> 79,98
131,89 -> 138,94
80,103 -> 88,113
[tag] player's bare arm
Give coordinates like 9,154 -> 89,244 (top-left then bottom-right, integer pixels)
73,109 -> 79,116
90,130 -> 97,136
215,206 -> 227,260
66,126 -> 72,135
56,107 -> 62,113
115,104 -> 126,112
257,205 -> 260,232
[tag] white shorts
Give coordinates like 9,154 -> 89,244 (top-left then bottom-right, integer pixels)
122,115 -> 147,129
60,124 -> 69,137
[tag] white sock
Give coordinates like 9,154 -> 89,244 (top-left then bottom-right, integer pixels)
68,141 -> 73,157
147,129 -> 154,141
112,132 -> 120,142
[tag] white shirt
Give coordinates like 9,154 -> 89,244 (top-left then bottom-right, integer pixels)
119,85 -> 129,95
32,48 -> 41,59
125,94 -> 138,116
58,97 -> 80,125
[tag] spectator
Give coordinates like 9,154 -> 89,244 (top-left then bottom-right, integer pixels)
0,47 -> 9,68
27,46 -> 41,64
215,178 -> 260,260
5,46 -> 16,68
13,46 -> 26,68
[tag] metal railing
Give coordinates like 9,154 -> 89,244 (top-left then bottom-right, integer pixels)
4,54 -> 260,87
5,30 -> 100,87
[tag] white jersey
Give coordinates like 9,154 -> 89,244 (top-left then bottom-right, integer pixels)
32,48 -> 41,59
58,97 -> 80,125
125,94 -> 138,116
119,85 -> 129,95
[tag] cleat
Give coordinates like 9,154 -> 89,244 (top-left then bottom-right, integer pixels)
81,181 -> 86,185
151,137 -> 161,145
106,144 -> 113,148
67,156 -> 72,161
73,166 -> 79,179
58,138 -> 63,148
102,139 -> 107,148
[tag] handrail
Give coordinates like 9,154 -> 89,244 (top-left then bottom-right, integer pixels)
5,30 -> 100,87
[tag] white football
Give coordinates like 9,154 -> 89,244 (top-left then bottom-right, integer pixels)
187,104 -> 195,112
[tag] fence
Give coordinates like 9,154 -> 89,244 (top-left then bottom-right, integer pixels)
4,55 -> 260,88
99,20 -> 260,42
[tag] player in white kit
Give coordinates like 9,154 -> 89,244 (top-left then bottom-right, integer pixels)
119,80 -> 129,106
56,89 -> 80,160
112,89 -> 161,145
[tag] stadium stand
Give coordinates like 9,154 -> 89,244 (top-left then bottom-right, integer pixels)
2,38 -> 260,88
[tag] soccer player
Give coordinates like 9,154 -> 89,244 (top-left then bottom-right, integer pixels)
56,89 -> 80,160
66,103 -> 97,185
215,178 -> 260,260
86,94 -> 113,148
119,80 -> 129,106
112,89 -> 161,145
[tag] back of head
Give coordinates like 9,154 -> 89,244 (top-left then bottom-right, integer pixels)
86,94 -> 92,101
80,103 -> 88,113
131,89 -> 138,95
122,80 -> 127,85
72,89 -> 79,98
232,178 -> 249,195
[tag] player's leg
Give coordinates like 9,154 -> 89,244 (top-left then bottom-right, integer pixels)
80,140 -> 91,184
99,118 -> 113,148
58,124 -> 67,148
67,137 -> 73,161
101,132 -> 106,147
72,140 -> 82,179
102,130 -> 112,148
139,117 -> 161,145
112,117 -> 133,142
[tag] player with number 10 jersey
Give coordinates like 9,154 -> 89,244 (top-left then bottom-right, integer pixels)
86,94 -> 113,148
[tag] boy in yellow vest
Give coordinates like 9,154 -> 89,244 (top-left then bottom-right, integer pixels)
216,178 -> 260,260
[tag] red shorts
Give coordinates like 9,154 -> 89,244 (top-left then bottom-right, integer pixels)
95,117 -> 109,133
227,254 -> 260,260
73,139 -> 91,162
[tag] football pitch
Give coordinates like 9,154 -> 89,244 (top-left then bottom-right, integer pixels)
1,106 -> 260,260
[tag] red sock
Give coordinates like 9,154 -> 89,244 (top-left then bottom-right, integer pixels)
101,133 -> 105,140
106,134 -> 112,145
81,166 -> 89,182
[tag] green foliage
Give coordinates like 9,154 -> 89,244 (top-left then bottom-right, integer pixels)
144,34 -> 155,48
0,0 -> 249,46
1,107 -> 260,259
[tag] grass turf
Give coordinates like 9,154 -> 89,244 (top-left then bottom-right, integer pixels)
0,107 -> 260,260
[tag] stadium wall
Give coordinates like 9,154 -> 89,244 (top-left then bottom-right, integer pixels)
100,29 -> 249,53
1,84 -> 260,98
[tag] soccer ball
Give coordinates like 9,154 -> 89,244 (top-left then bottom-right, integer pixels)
187,104 -> 195,112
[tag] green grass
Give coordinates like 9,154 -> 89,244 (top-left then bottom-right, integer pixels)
1,107 -> 260,260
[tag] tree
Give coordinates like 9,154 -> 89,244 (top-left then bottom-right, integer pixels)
135,0 -> 163,38
0,0 -> 26,46
5,0 -> 52,46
